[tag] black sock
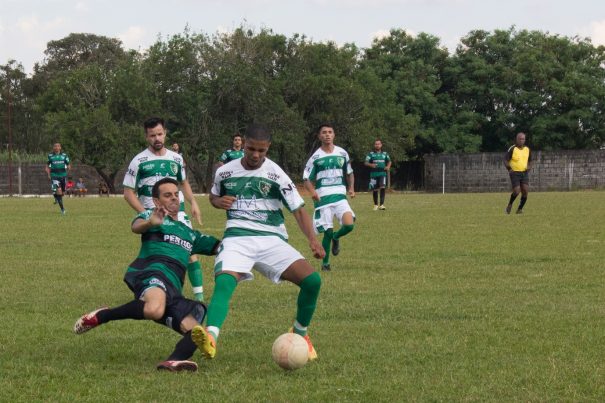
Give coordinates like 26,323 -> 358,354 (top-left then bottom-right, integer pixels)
57,196 -> 64,210
508,193 -> 518,205
518,196 -> 527,210
97,300 -> 145,324
380,188 -> 385,205
372,191 -> 378,205
167,331 -> 197,361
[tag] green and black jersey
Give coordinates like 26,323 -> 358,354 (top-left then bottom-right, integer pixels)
218,149 -> 244,164
365,151 -> 391,178
126,210 -> 220,293
47,152 -> 70,178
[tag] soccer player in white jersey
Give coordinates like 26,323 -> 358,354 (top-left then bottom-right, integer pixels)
191,123 -> 325,362
123,117 -> 206,302
303,123 -> 355,271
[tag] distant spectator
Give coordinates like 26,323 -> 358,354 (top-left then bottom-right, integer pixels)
99,182 -> 110,197
66,178 -> 76,197
76,178 -> 88,197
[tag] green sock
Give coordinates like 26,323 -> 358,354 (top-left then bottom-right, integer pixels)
206,273 -> 238,338
187,260 -> 203,300
294,272 -> 322,336
321,230 -> 333,265
333,224 -> 354,240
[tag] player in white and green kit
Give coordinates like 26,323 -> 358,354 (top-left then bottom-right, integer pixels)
45,142 -> 70,214
303,123 -> 356,271
191,124 -> 325,362
123,117 -> 206,302
74,178 -> 220,372
364,139 -> 392,210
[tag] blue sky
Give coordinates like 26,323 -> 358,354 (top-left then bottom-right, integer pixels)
2,0 -> 605,74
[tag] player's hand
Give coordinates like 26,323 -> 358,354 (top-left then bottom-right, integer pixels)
310,239 -> 325,260
311,191 -> 320,202
384,166 -> 390,171
348,189 -> 356,198
218,195 -> 237,210
149,207 -> 166,226
190,200 -> 203,226
194,292 -> 204,303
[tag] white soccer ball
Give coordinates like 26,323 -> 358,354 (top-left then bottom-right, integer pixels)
271,333 -> 309,370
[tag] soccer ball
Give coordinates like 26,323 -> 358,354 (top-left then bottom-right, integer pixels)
271,333 -> 309,370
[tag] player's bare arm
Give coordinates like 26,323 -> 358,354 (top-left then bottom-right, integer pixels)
124,187 -> 146,213
209,193 -> 237,210
131,207 -> 166,234
181,179 -> 202,226
347,173 -> 355,198
292,207 -> 325,260
303,179 -> 320,201
364,161 -> 377,169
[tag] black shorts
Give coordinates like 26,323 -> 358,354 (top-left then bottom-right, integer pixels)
369,176 -> 387,190
124,270 -> 207,334
51,177 -> 66,194
509,171 -> 529,187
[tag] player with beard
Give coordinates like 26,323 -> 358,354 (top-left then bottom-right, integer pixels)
123,117 -> 206,302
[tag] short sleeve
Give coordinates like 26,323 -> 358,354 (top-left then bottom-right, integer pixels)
192,231 -> 221,256
123,157 -> 139,189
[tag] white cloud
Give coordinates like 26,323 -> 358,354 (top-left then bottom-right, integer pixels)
16,15 -> 39,33
118,26 -> 147,49
583,20 -> 605,46
75,1 -> 89,12
371,29 -> 391,42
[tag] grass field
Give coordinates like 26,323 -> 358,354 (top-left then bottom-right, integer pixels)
1,191 -> 604,401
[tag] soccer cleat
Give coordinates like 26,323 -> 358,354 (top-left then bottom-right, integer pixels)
516,209 -> 523,214
289,328 -> 318,361
373,205 -> 379,211
192,325 -> 216,359
321,263 -> 331,271
379,205 -> 386,210
505,204 -> 512,214
61,209 -> 66,215
331,238 -> 340,256
156,360 -> 198,372
73,307 -> 108,334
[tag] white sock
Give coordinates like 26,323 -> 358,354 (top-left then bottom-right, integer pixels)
293,320 -> 307,336
207,326 -> 220,340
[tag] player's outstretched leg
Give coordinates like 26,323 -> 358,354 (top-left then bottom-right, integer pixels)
73,307 -> 109,334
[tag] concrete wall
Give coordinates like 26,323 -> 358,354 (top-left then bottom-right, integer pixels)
424,149 -> 605,193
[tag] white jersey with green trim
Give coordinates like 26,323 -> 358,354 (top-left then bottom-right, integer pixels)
303,145 -> 353,208
212,158 -> 304,241
123,148 -> 186,209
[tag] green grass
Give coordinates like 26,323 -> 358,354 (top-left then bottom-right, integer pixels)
1,192 -> 604,401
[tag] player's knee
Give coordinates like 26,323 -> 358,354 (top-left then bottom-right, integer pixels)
144,301 -> 165,320
300,272 -> 321,296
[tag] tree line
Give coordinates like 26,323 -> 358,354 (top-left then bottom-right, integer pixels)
1,26 -> 604,191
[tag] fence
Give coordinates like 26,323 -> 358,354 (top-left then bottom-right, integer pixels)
424,149 -> 605,193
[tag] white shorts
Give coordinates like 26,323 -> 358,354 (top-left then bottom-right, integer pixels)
313,199 -> 355,233
214,236 -> 305,283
